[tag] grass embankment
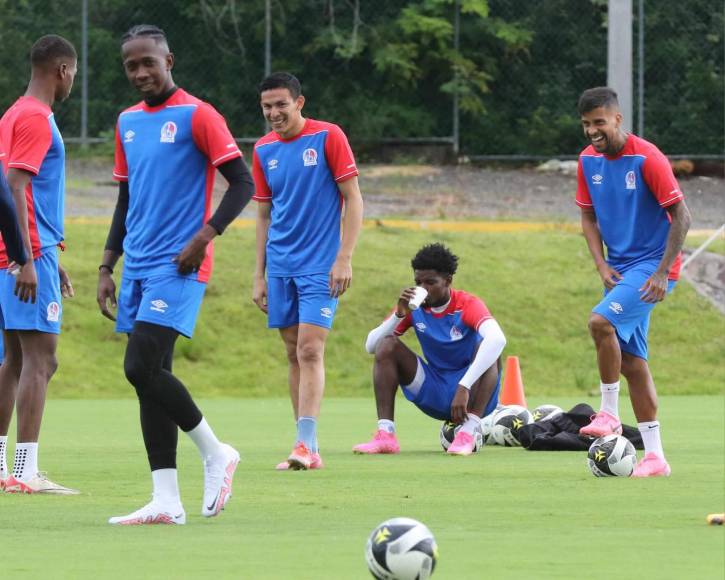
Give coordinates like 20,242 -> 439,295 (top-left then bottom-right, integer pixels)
1,397 -> 723,579
56,222 -> 723,398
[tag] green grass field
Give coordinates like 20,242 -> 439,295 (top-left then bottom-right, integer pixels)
2,397 -> 723,579
57,221 -> 724,398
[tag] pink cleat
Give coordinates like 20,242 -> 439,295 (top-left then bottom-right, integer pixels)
352,430 -> 400,455
287,442 -> 315,470
276,452 -> 324,471
631,452 -> 671,478
447,430 -> 475,456
579,411 -> 623,437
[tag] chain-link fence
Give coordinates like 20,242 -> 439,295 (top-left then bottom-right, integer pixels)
0,0 -> 721,158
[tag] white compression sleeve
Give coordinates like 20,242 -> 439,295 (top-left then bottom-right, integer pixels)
365,314 -> 405,354
458,319 -> 507,389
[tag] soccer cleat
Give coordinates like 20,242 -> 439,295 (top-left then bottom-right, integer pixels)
4,472 -> 80,495
287,442 -> 318,470
0,468 -> 8,492
275,452 -> 324,471
352,430 -> 401,455
579,411 -> 623,437
447,430 -> 476,456
109,500 -> 186,525
631,452 -> 671,478
201,443 -> 240,517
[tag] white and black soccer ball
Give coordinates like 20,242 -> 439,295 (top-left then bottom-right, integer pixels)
365,517 -> 438,580
490,405 -> 533,446
479,412 -> 496,445
439,421 -> 484,452
531,404 -> 563,422
587,434 -> 636,477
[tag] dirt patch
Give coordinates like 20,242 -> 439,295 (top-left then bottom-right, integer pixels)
682,250 -> 725,315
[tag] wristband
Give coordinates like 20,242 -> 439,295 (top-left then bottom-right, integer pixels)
98,264 -> 114,275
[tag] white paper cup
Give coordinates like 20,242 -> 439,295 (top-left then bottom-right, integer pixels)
408,287 -> 428,310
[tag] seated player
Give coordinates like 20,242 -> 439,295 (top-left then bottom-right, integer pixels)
353,243 -> 506,456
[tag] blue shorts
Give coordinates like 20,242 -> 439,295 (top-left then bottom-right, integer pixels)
402,357 -> 501,421
592,263 -> 676,360
267,274 -> 338,330
0,250 -> 62,334
116,274 -> 206,338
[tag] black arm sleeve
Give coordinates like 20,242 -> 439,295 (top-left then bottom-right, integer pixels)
0,170 -> 27,265
206,156 -> 254,235
105,181 -> 129,254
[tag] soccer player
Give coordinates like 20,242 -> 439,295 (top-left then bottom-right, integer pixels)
96,25 -> 254,524
575,87 -> 691,477
252,72 -> 363,470
353,243 -> 506,456
0,35 -> 78,494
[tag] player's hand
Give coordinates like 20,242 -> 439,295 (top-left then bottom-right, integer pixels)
639,271 -> 668,303
13,260 -> 37,303
58,263 -> 74,299
597,263 -> 622,290
97,269 -> 117,321
174,237 -> 209,275
329,256 -> 352,297
450,385 -> 470,425
395,287 -> 417,317
252,275 -> 268,314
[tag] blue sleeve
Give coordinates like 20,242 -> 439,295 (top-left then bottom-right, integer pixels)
0,171 -> 28,265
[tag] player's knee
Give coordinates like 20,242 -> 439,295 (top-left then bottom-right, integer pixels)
124,333 -> 162,392
296,340 -> 324,365
374,335 -> 400,361
588,313 -> 614,340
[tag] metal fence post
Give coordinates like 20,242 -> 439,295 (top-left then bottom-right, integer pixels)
637,0 -> 644,137
81,0 -> 89,148
452,0 -> 460,157
608,0 -> 633,132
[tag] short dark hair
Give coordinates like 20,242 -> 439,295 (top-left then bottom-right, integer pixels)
30,35 -> 76,68
258,72 -> 302,99
121,24 -> 168,47
411,243 -> 459,276
578,87 -> 619,115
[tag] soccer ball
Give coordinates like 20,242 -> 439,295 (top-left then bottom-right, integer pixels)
587,434 -> 636,477
479,412 -> 496,445
490,405 -> 533,446
531,404 -> 563,422
439,421 -> 484,452
365,517 -> 438,580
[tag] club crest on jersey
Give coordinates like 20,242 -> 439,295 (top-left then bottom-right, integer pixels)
124,130 -> 135,143
592,174 -> 603,185
150,299 -> 168,313
160,121 -> 177,143
46,302 -> 60,322
303,148 -> 318,167
625,170 -> 636,190
449,325 -> 463,341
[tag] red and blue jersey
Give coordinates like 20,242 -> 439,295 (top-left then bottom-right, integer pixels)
113,89 -> 241,282
394,289 -> 493,375
252,119 -> 358,277
0,96 -> 65,268
576,134 -> 684,280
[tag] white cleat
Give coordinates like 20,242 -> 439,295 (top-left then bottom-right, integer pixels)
202,443 -> 240,518
108,500 -> 186,525
0,468 -> 8,492
4,472 -> 80,495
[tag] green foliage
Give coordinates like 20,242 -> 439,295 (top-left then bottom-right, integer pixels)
1,396 -> 723,578
55,221 -> 724,398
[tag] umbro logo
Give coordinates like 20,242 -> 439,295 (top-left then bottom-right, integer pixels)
124,130 -> 135,143
608,301 -> 623,314
150,299 -> 168,313
415,322 -> 426,332
592,174 -> 603,185
268,159 -> 278,170
320,307 -> 332,319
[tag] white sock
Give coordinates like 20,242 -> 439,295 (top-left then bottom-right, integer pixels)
0,436 -> 7,475
186,418 -> 222,459
13,442 -> 39,481
460,413 -> 481,436
638,421 -> 664,458
600,381 -> 620,417
378,419 -> 395,434
151,468 -> 181,505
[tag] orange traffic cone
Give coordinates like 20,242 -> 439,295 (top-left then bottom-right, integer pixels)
500,355 -> 527,408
